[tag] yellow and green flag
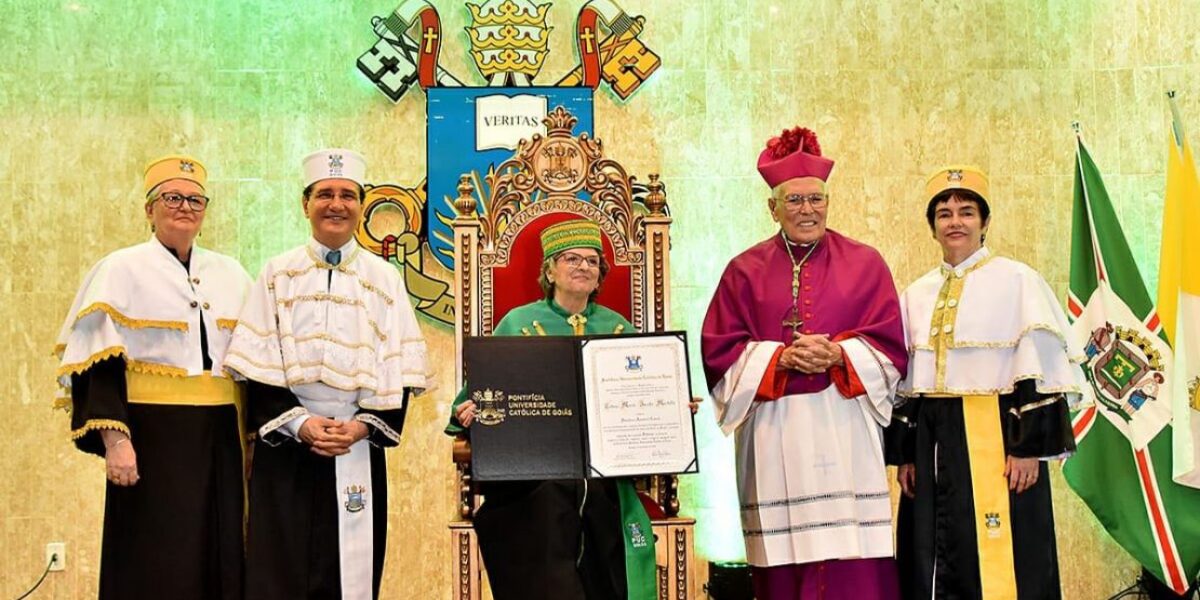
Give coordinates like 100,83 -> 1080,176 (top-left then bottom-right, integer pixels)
1158,92 -> 1200,487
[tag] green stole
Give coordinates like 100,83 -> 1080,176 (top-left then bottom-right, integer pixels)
447,299 -> 657,599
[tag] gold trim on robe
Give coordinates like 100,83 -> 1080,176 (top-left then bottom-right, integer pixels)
70,418 -> 132,441
76,302 -> 189,331
899,246 -> 1086,400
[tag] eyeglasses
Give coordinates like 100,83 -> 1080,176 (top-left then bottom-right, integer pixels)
781,193 -> 828,209
312,189 -> 361,203
156,192 -> 209,211
557,253 -> 601,269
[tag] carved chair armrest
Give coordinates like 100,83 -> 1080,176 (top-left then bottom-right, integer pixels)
452,436 -> 473,464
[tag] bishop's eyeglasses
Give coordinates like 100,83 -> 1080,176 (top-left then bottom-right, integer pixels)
781,193 -> 828,210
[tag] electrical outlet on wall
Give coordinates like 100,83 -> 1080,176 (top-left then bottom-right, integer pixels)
46,542 -> 65,572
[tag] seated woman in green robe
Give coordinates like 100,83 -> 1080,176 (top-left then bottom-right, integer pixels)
445,218 -> 657,600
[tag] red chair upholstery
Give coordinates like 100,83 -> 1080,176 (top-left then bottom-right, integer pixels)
490,211 -> 633,325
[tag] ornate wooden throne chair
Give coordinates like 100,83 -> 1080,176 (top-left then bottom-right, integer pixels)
446,106 -> 695,600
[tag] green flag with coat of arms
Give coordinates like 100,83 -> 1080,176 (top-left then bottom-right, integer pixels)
1063,133 -> 1200,594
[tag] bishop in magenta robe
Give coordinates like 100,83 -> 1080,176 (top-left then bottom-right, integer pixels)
701,126 -> 909,600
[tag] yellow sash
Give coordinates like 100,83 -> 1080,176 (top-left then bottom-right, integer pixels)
125,369 -> 249,525
125,369 -> 246,449
961,394 -> 1018,600
126,370 -> 241,407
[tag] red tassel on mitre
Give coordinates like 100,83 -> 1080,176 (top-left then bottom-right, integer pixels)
757,126 -> 834,187
766,127 -> 822,160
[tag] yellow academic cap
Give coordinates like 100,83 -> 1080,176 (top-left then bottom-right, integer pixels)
143,155 -> 207,196
925,165 -> 989,203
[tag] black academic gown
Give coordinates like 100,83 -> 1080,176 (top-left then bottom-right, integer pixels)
471,478 -> 630,600
443,300 -> 641,600
72,322 -> 244,600
243,384 -> 408,600
887,380 -> 1075,600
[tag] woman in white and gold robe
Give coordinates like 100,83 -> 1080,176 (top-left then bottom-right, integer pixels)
56,155 -> 251,600
888,166 -> 1085,600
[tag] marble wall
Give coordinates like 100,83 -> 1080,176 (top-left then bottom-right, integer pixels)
1,0 -> 1197,597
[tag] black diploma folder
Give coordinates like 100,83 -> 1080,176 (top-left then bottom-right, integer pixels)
465,332 -> 698,482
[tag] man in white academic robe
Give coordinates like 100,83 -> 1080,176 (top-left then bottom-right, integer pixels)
224,148 -> 428,600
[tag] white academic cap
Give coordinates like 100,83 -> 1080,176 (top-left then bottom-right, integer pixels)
302,148 -> 366,187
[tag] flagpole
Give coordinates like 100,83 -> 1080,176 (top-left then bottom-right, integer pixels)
1072,121 -> 1109,289
1075,116 -> 1146,600
1168,90 -> 1186,150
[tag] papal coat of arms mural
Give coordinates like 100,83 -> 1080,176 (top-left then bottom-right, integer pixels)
352,0 -> 660,327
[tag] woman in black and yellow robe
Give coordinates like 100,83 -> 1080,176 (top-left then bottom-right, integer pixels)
887,166 -> 1085,600
55,155 -> 252,600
